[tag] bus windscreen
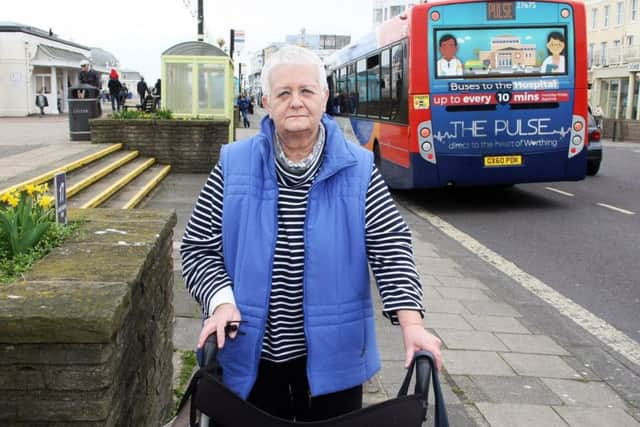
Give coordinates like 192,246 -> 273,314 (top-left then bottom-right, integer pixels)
434,27 -> 568,79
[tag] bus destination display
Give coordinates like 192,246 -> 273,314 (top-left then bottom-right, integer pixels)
487,2 -> 516,20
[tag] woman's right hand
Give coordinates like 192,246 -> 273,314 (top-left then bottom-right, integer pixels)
197,303 -> 242,350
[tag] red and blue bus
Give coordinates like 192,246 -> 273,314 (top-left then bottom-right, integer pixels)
325,0 -> 588,189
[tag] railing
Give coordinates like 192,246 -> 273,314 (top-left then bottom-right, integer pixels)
589,45 -> 640,67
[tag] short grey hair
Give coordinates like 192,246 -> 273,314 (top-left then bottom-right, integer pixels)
260,45 -> 328,98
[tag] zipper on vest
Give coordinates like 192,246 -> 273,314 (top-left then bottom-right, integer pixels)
302,182 -> 314,392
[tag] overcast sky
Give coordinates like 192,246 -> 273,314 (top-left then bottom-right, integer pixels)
2,0 -> 375,82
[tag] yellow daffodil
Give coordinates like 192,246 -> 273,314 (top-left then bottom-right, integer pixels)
26,184 -> 38,195
4,193 -> 19,208
36,183 -> 49,194
38,195 -> 54,209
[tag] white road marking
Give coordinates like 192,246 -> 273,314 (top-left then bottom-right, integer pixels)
596,203 -> 635,215
406,203 -> 640,367
545,187 -> 575,197
633,150 -> 640,154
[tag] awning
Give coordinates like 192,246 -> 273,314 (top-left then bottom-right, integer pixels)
31,44 -> 89,68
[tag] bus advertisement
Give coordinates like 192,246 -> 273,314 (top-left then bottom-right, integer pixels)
325,0 -> 588,189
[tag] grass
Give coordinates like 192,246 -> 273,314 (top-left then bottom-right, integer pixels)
0,221 -> 80,283
171,350 -> 197,417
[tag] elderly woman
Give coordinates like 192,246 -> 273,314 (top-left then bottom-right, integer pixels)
180,45 -> 442,422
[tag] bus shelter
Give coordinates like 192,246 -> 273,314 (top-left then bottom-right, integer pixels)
161,41 -> 234,141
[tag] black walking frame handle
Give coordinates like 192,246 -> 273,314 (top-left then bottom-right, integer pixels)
397,350 -> 450,427
197,320 -> 247,368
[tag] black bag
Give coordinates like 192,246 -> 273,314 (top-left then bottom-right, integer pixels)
168,336 -> 449,427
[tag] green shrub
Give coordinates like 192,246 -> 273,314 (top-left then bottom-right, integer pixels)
110,109 -> 174,120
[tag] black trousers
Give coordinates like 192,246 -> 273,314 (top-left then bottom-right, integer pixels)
247,357 -> 363,421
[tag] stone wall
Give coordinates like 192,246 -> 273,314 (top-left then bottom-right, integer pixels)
601,118 -> 640,142
0,208 -> 177,426
90,119 -> 230,173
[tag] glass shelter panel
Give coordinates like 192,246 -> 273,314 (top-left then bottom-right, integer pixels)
166,62 -> 193,114
198,63 -> 225,114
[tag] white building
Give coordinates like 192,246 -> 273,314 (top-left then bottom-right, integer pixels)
0,22 -> 128,117
372,0 -> 417,27
0,22 -> 93,116
586,0 -> 640,120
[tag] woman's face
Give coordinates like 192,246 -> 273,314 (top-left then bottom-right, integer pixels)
547,38 -> 565,56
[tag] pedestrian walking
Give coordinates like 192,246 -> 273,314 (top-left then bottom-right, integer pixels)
593,104 -> 604,127
181,45 -> 442,422
107,69 -> 123,112
137,77 -> 149,107
35,88 -> 48,117
237,94 -> 251,128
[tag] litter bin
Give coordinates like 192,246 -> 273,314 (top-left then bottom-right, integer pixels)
68,84 -> 101,141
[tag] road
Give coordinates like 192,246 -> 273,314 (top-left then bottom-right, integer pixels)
395,141 -> 640,344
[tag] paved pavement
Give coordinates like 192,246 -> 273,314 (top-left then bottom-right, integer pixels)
2,113 -> 640,426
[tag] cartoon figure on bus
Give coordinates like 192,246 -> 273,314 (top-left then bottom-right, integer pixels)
540,31 -> 566,74
437,34 -> 463,77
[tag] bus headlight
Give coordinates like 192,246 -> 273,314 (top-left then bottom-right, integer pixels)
572,135 -> 582,145
421,141 -> 432,151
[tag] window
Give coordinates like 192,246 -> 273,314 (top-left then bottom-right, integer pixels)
390,5 -> 405,17
366,54 -> 381,118
632,0 -> 637,21
374,8 -> 383,24
627,35 -> 634,46
616,2 -> 624,25
591,8 -> 598,29
356,59 -> 367,115
346,63 -> 356,114
603,5 -> 610,27
588,43 -> 595,67
380,49 -> 391,119
390,42 -> 408,123
600,42 -> 608,65
34,74 -> 51,94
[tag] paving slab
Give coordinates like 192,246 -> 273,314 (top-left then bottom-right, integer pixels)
542,378 -> 628,408
501,353 -> 580,379
434,276 -> 489,289
438,330 -> 509,352
464,314 -> 530,334
462,300 -> 522,317
554,406 -> 640,427
417,258 -> 465,277
424,298 -> 472,315
424,312 -> 474,330
442,350 -> 516,376
475,403 -> 567,427
437,287 -> 492,301
496,333 -> 570,355
173,317 -> 201,351
469,375 -> 563,405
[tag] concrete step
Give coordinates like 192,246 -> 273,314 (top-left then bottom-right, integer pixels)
100,164 -> 171,209
68,156 -> 156,208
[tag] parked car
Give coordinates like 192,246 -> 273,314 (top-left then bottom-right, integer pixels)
586,111 -> 602,176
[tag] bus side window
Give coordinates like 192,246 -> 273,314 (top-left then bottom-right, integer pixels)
337,68 -> 347,115
390,41 -> 408,124
347,63 -> 356,115
356,59 -> 367,116
380,48 -> 391,120
366,54 -> 381,119
391,44 -> 402,122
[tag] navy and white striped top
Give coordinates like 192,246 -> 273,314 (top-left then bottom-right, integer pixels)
181,142 -> 424,363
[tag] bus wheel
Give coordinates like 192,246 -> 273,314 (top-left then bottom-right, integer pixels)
373,143 -> 381,169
